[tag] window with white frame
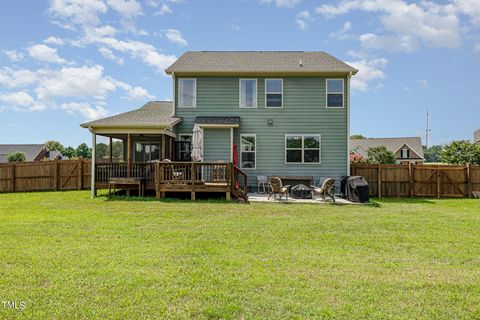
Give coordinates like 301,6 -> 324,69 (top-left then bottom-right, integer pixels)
326,79 -> 344,108
285,134 -> 321,163
178,78 -> 196,108
265,79 -> 283,108
401,148 -> 409,158
240,134 -> 256,169
240,79 -> 257,108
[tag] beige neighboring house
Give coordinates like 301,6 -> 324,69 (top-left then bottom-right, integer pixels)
475,129 -> 480,144
351,137 -> 425,164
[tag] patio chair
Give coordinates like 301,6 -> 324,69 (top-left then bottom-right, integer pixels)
311,178 -> 336,202
268,177 -> 290,200
257,176 -> 268,193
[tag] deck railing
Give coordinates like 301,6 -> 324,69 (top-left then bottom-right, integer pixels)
96,162 -> 246,186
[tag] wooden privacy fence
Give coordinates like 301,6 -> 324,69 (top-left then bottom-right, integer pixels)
351,164 -> 480,198
0,158 -> 91,193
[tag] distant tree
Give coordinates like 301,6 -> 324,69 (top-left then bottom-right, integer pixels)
367,146 -> 396,164
76,143 -> 92,159
112,141 -> 123,159
350,152 -> 366,164
63,146 -> 77,159
7,152 -> 26,162
440,140 -> 480,165
423,145 -> 443,163
96,143 -> 109,159
45,140 -> 65,153
350,134 -> 367,139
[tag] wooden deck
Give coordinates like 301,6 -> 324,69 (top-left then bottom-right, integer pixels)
95,161 -> 248,201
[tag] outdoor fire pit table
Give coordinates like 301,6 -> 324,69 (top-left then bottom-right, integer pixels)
290,184 -> 312,199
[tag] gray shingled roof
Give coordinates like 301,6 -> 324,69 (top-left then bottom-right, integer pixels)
351,137 -> 424,159
475,129 -> 480,143
0,144 -> 46,162
195,116 -> 240,126
80,101 -> 181,128
165,51 -> 358,75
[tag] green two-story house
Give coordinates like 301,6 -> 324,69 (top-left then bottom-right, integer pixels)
82,51 -> 357,197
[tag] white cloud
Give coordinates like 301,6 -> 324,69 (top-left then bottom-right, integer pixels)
0,91 -> 46,111
329,21 -> 352,39
347,58 -> 388,91
106,0 -> 142,18
28,44 -> 67,64
154,4 -> 172,15
475,43 -> 480,58
316,0 -> 475,52
163,29 -> 187,46
98,47 -> 124,65
295,11 -> 313,30
0,68 -> 39,88
417,79 -> 428,88
48,0 -> 108,27
3,50 -> 24,62
35,65 -> 116,100
113,80 -> 155,100
44,36 -> 65,45
261,0 -> 300,9
60,102 -> 109,120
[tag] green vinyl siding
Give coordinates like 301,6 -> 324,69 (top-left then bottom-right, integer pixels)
174,76 -> 349,188
203,128 -> 230,162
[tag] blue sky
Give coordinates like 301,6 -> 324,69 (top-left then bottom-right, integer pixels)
0,0 -> 479,147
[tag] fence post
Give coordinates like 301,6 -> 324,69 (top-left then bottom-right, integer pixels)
466,163 -> 471,197
77,157 -> 83,190
11,164 -> 16,192
409,162 -> 414,198
53,158 -> 59,191
377,164 -> 382,198
436,166 -> 441,199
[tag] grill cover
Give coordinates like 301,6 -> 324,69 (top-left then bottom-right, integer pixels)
346,176 -> 369,203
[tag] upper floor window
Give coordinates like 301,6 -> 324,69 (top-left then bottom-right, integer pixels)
265,79 -> 283,108
179,78 -> 196,108
240,134 -> 256,169
326,79 -> 344,108
285,134 -> 321,164
401,148 -> 410,159
240,79 -> 257,108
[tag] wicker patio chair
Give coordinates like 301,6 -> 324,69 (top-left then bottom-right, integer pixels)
268,177 -> 290,200
311,178 -> 336,202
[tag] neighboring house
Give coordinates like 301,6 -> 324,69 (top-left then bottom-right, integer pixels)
49,150 -> 67,161
350,137 -> 425,164
475,129 -> 480,144
82,51 -> 358,191
0,144 -> 49,163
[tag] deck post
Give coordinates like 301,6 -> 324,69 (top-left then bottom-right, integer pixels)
90,130 -> 96,198
230,128 -> 233,162
109,137 -> 113,162
127,133 -> 131,178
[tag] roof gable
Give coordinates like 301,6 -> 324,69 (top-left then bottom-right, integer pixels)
0,144 -> 46,162
350,137 -> 424,159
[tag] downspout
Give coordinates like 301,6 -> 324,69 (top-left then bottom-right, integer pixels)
347,72 -> 352,176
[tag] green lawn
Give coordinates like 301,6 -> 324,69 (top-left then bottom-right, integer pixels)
1,191 -> 479,319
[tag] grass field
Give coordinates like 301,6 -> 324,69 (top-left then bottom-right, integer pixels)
1,191 -> 479,319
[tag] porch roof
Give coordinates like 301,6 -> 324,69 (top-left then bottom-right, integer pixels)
194,116 -> 240,128
80,101 -> 181,130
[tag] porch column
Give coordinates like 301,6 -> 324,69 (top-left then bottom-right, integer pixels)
230,128 -> 234,162
90,130 -> 96,198
109,137 -> 113,162
127,133 -> 131,177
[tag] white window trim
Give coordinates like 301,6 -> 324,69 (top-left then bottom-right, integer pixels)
240,134 -> 256,170
178,78 -> 197,108
239,79 -> 257,108
326,78 -> 344,109
285,134 -> 321,164
265,78 -> 283,108
401,148 -> 409,159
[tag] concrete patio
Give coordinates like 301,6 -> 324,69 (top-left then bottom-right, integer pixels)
247,193 -> 360,204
